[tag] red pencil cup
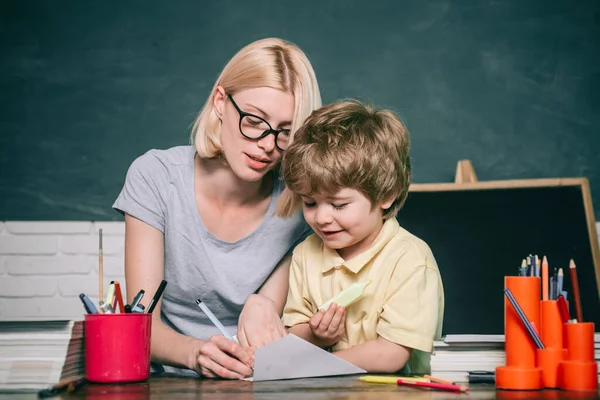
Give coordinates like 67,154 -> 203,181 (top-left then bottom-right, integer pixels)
85,313 -> 152,383
558,322 -> 598,391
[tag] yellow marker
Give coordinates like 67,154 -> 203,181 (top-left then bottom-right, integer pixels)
319,280 -> 372,311
358,375 -> 430,384
105,282 -> 115,307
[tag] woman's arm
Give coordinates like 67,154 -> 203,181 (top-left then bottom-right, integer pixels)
333,336 -> 411,373
125,214 -> 253,378
258,253 -> 292,313
236,254 -> 292,348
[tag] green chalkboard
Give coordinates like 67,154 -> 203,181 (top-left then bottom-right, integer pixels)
1,1 -> 599,220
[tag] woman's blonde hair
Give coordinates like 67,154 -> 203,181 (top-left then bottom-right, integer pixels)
190,38 -> 321,158
277,100 -> 411,220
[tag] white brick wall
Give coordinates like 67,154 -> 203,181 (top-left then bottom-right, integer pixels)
0,221 -> 599,322
0,221 -> 125,321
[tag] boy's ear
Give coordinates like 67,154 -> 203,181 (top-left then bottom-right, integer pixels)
380,195 -> 396,211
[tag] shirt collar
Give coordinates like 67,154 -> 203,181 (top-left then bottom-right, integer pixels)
321,218 -> 400,274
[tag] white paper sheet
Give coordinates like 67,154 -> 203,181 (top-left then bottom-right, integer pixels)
247,334 -> 365,381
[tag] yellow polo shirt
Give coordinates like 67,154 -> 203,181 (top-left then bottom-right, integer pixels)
283,217 -> 444,374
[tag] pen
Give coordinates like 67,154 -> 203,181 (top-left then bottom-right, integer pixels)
132,304 -> 145,313
79,293 -> 98,314
504,288 -> 545,349
146,280 -> 167,313
130,289 -> 145,310
124,304 -> 132,313
38,376 -> 86,398
99,301 -> 114,314
196,299 -> 234,340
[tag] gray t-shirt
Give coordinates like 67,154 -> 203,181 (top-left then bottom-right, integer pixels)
113,145 -> 310,376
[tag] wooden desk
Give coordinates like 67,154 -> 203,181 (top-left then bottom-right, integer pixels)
1,376 -> 599,400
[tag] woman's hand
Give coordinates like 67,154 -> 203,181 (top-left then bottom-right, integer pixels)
237,294 -> 287,348
192,335 -> 254,379
308,303 -> 346,348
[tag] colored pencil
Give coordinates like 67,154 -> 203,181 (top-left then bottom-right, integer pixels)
504,288 -> 545,349
542,256 -> 548,301
423,374 -> 454,385
569,259 -> 583,322
396,378 -> 469,392
358,376 -> 429,384
557,295 -> 570,323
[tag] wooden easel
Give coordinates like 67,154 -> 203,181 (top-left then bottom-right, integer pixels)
408,160 -> 600,298
454,159 -> 479,184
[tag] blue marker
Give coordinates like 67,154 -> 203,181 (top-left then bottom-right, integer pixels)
79,293 -> 98,314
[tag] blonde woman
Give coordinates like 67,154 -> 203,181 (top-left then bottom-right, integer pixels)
113,38 -> 321,378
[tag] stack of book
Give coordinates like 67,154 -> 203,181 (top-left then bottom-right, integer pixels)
430,334 -> 505,383
0,320 -> 84,391
594,327 -> 600,382
432,333 -> 600,383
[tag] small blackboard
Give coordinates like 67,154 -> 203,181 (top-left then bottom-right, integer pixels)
396,178 -> 600,335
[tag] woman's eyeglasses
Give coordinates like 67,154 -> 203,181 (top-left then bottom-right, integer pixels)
228,94 -> 291,152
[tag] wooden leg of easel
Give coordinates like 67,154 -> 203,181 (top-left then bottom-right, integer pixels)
454,160 -> 479,184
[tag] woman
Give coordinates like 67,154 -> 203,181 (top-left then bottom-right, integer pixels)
113,38 -> 321,379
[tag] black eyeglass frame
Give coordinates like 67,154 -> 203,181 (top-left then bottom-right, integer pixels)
227,94 -> 291,152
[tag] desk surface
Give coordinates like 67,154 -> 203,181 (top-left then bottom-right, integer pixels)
1,376 -> 599,400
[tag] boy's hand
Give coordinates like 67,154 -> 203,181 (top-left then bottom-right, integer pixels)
309,303 -> 346,348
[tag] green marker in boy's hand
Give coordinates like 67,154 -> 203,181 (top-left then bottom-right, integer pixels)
318,280 -> 372,311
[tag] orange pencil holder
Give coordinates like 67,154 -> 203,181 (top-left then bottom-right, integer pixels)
536,300 -> 567,388
496,276 -> 543,390
558,322 -> 598,391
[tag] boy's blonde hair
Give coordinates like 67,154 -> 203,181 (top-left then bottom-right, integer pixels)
191,38 -> 321,158
277,100 -> 411,220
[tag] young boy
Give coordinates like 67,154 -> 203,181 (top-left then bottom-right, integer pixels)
276,100 -> 444,374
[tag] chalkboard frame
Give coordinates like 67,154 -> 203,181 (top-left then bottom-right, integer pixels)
408,177 -> 600,299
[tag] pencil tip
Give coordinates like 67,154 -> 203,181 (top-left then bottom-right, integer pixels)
542,255 -> 548,264
570,259 -> 576,268
558,268 -> 563,275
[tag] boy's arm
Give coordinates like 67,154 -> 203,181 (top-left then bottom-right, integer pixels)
288,303 -> 346,349
333,337 -> 411,373
288,323 -> 338,349
282,247 -> 314,328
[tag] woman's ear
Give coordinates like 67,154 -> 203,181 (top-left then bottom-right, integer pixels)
213,86 -> 227,119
